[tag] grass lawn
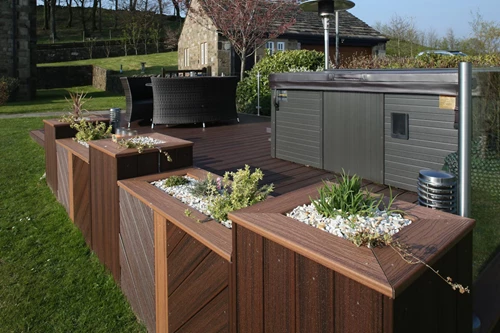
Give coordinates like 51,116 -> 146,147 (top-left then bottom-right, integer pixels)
38,52 -> 179,76
0,86 -> 125,115
0,117 -> 145,332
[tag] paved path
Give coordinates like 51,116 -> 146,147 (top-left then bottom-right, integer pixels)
0,110 -> 110,119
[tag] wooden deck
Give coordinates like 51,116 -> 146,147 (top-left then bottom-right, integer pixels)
30,113 -> 500,332
125,114 -> 419,202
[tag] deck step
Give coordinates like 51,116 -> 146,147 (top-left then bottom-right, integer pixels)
29,129 -> 45,147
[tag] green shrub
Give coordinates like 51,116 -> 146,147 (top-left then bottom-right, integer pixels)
0,76 -> 19,105
236,50 -> 324,116
189,173 -> 221,197
208,165 -> 274,222
71,119 -> 112,142
163,175 -> 189,187
341,53 -> 500,69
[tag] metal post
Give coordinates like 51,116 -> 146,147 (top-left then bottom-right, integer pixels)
335,11 -> 339,68
458,62 -> 472,217
322,16 -> 330,70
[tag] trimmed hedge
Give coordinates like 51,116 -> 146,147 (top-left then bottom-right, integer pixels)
236,50 -> 324,116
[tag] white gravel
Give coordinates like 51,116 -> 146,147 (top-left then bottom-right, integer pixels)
151,176 -> 233,228
126,136 -> 165,146
287,204 -> 411,247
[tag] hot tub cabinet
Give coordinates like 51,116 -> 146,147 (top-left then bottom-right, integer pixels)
229,183 -> 475,333
270,70 -> 462,192
117,168 -> 232,333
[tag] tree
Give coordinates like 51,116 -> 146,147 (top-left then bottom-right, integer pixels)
469,10 -> 500,53
65,0 -> 73,28
181,0 -> 299,80
49,0 -> 57,41
387,14 -> 414,57
445,28 -> 458,50
426,28 -> 439,49
43,0 -> 50,30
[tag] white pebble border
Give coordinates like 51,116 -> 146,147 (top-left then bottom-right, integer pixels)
287,204 -> 412,247
126,136 -> 165,146
77,140 -> 89,148
151,176 -> 233,229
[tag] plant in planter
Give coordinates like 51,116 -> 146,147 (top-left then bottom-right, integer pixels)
113,135 -> 173,161
60,91 -> 91,123
288,171 -> 469,293
153,165 -> 273,228
71,119 -> 112,146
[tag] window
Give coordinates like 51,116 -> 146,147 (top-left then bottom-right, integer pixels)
200,42 -> 208,65
266,41 -> 274,55
184,48 -> 189,67
277,42 -> 285,52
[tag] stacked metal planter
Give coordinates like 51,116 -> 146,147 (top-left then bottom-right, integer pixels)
417,170 -> 457,214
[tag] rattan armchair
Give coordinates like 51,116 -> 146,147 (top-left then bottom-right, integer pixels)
120,77 -> 154,127
150,76 -> 239,128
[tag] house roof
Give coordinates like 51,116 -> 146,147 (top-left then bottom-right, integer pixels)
282,10 -> 388,43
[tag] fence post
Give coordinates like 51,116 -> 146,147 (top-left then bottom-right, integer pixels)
256,71 -> 261,116
458,62 -> 472,218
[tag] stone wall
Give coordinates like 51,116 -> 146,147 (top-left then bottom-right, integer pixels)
178,0 -> 220,76
93,66 -> 123,95
0,0 -> 37,101
36,65 -> 93,89
37,41 -> 167,64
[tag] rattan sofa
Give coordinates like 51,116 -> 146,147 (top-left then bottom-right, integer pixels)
150,76 -> 239,128
120,77 -> 154,127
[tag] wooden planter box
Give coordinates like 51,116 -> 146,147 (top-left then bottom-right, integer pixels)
229,183 -> 475,333
117,168 -> 232,333
56,138 -> 92,247
88,133 -> 193,283
43,117 -> 108,195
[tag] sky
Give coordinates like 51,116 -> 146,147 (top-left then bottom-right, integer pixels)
349,0 -> 499,38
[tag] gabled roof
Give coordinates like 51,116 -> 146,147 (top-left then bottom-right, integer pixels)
282,10 -> 388,42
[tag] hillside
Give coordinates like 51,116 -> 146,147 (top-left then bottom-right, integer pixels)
36,5 -> 183,44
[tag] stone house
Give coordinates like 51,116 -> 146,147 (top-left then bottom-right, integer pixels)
178,2 -> 388,76
0,0 -> 37,100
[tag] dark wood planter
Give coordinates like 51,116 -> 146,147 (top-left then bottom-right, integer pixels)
117,168 -> 232,333
56,138 -> 92,247
43,117 -> 108,195
229,183 -> 475,333
88,133 -> 193,283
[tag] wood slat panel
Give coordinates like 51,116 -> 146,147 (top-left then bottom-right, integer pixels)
90,146 -> 121,280
167,221 -> 186,257
235,225 -> 264,333
334,274 -> 385,333
295,254 -> 335,333
119,189 -> 156,333
167,232 -> 211,295
72,154 -> 92,247
155,213 -> 168,333
176,288 -> 229,333
263,240 -> 295,333
56,143 -> 70,213
120,234 -> 146,325
168,251 -> 229,332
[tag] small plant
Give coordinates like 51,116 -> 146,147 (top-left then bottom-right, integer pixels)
63,91 -> 91,121
189,173 -> 221,197
71,119 -> 112,142
114,136 -> 173,161
312,171 -> 383,219
208,165 -> 274,222
162,175 -> 189,187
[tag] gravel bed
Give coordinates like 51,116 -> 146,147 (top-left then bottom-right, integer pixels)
287,204 -> 412,247
77,140 -> 89,148
151,176 -> 233,228
125,136 -> 165,145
